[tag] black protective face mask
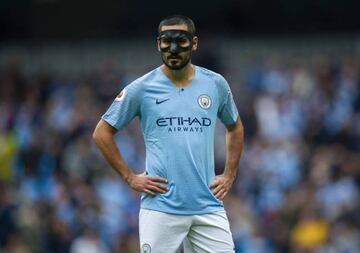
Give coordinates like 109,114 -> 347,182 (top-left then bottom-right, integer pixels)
158,30 -> 194,53
158,30 -> 194,70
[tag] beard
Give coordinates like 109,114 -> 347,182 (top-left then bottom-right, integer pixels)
161,52 -> 192,70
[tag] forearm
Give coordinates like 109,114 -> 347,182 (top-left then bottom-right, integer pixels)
93,121 -> 134,183
224,117 -> 244,180
210,117 -> 244,200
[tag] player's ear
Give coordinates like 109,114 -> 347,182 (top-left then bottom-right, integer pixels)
192,36 -> 198,51
157,37 -> 161,52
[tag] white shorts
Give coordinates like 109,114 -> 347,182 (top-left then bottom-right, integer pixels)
139,209 -> 235,253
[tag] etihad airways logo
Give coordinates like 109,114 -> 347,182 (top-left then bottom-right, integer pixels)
156,116 -> 212,133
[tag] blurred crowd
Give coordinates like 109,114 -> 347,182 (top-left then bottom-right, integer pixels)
0,51 -> 360,253
226,54 -> 360,253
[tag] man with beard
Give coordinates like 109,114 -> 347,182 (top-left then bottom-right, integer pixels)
93,15 -> 244,253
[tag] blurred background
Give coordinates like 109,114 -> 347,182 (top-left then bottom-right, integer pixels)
1,0 -> 360,252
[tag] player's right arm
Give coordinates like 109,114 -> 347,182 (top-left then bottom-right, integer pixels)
93,118 -> 168,196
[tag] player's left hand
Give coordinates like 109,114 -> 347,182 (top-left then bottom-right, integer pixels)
210,174 -> 235,200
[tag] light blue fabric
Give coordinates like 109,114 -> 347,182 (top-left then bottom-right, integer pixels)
102,65 -> 239,214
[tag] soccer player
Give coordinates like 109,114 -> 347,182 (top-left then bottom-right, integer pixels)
93,15 -> 244,253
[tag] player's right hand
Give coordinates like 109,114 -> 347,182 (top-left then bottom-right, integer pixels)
127,172 -> 168,196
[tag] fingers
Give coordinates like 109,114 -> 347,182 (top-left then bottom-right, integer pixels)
219,190 -> 228,200
215,188 -> 227,200
149,181 -> 168,192
143,188 -> 156,196
214,187 -> 229,200
210,177 -> 229,200
212,184 -> 223,196
142,184 -> 165,196
147,182 -> 168,193
148,176 -> 168,183
130,173 -> 169,195
209,182 -> 217,189
210,178 -> 220,189
142,176 -> 169,195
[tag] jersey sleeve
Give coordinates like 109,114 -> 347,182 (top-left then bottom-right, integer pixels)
217,75 -> 239,125
101,80 -> 143,130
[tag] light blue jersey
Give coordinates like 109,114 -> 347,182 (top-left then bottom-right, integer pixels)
102,65 -> 239,214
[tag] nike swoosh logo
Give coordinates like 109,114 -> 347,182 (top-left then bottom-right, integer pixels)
156,98 -> 170,104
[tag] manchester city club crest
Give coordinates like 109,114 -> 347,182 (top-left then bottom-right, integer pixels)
198,94 -> 212,109
142,243 -> 151,253
115,88 -> 126,101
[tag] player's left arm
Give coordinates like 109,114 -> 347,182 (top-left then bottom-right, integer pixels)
210,116 -> 244,200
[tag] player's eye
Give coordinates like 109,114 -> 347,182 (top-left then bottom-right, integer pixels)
160,38 -> 171,46
176,38 -> 190,47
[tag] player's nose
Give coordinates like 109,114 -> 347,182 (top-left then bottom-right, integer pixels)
169,42 -> 180,53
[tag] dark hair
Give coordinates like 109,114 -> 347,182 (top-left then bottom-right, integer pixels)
158,15 -> 196,35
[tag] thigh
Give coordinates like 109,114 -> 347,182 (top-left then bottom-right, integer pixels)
186,211 -> 235,253
139,209 -> 191,253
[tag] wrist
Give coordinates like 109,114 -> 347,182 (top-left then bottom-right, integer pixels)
223,170 -> 236,181
124,171 -> 135,185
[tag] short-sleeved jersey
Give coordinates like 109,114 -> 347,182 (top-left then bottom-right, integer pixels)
102,65 -> 239,214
